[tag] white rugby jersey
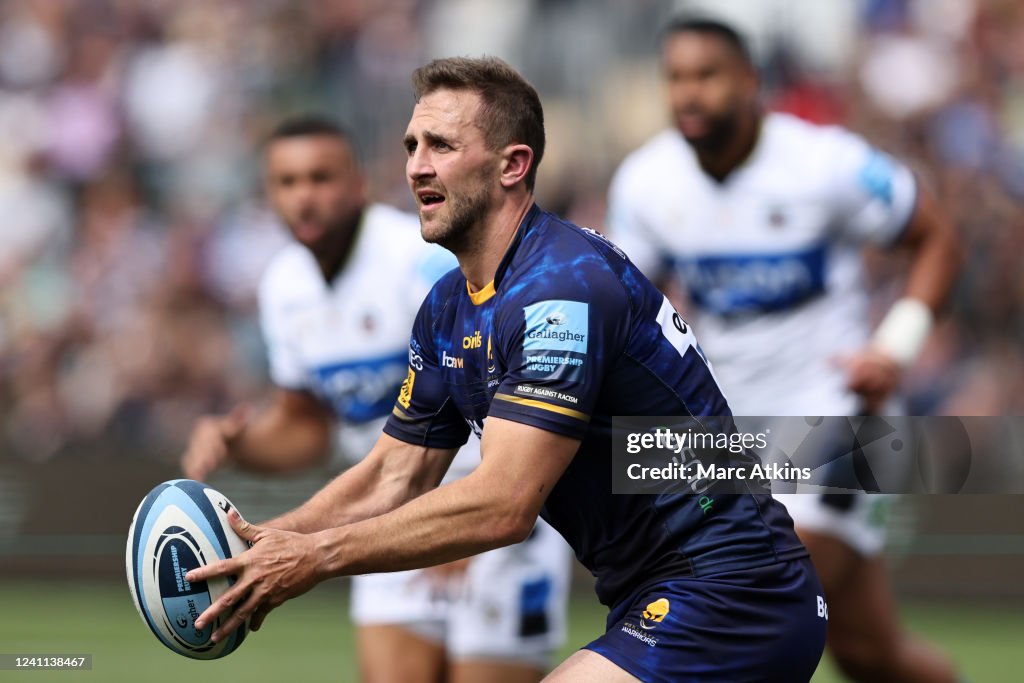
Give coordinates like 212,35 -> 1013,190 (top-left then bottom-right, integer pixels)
259,203 -> 479,475
608,113 -> 917,415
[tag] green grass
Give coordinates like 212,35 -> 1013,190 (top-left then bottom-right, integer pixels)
0,580 -> 1020,682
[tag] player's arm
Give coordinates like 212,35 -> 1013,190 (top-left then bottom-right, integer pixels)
884,185 -> 962,321
844,185 -> 962,410
189,417 -> 576,641
180,388 -> 333,481
262,431 -> 458,534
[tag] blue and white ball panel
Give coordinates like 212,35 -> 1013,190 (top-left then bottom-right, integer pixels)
126,479 -> 250,659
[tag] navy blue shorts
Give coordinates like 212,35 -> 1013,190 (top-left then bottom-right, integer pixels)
585,558 -> 827,683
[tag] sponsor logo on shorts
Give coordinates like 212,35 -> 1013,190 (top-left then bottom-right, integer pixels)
817,595 -> 829,620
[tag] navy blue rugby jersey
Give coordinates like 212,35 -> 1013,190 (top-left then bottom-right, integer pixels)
384,205 -> 806,607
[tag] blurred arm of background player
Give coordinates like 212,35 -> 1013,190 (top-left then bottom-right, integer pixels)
180,390 -> 334,481
839,186 -> 962,413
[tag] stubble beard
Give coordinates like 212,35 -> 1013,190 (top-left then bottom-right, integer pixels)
420,186 -> 490,254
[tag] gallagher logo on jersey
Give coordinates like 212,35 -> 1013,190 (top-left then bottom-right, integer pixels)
522,300 -> 587,381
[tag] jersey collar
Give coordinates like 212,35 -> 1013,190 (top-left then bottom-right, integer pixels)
465,203 -> 542,306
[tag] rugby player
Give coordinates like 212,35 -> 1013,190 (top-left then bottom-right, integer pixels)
188,58 -> 827,683
181,116 -> 570,683
607,17 -> 962,683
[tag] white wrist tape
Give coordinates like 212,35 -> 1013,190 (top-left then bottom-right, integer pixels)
871,297 -> 934,367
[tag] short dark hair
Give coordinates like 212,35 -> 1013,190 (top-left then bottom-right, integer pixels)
266,115 -> 357,155
660,16 -> 753,66
411,57 -> 545,191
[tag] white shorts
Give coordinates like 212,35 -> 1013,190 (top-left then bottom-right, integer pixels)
775,492 -> 891,557
350,518 -> 572,668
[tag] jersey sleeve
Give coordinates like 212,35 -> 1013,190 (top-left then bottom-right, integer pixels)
258,264 -> 309,391
487,256 -> 631,440
827,127 -> 918,246
605,160 -> 672,281
383,292 -> 471,449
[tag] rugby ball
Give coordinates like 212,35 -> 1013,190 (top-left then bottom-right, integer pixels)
126,479 -> 250,659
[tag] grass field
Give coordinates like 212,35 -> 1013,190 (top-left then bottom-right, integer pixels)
0,579 -> 1020,682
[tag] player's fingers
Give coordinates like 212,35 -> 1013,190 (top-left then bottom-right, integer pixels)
193,575 -> 252,631
250,604 -> 274,632
185,556 -> 241,584
226,508 -> 261,542
223,404 -> 251,439
210,589 -> 262,643
182,448 -> 219,481
181,424 -> 228,480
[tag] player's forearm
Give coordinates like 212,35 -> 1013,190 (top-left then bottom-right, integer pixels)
901,193 -> 963,312
265,435 -> 455,534
312,473 -> 533,576
264,458 -> 409,533
229,410 -> 331,473
903,229 -> 961,313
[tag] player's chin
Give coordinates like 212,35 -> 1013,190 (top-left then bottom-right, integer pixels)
418,216 -> 449,244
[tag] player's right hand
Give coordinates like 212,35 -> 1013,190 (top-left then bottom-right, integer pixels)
181,404 -> 250,481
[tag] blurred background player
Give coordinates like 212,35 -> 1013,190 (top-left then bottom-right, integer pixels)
180,116 -> 570,683
608,17 -> 962,683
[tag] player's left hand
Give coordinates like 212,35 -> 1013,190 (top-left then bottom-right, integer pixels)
835,347 -> 902,414
187,509 -> 325,641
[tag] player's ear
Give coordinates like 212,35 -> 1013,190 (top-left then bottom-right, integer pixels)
499,144 -> 534,189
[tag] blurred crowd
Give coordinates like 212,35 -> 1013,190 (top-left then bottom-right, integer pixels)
1,0 -> 1021,463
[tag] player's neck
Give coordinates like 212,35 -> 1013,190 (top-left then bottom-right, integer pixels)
460,193 -> 533,292
315,210 -> 363,283
695,109 -> 762,183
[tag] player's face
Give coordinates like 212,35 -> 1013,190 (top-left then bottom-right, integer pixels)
662,32 -> 757,151
404,88 -> 499,251
264,135 -> 366,255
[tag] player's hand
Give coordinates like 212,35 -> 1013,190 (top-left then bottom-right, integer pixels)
835,348 -> 902,414
187,509 -> 325,641
181,405 -> 250,481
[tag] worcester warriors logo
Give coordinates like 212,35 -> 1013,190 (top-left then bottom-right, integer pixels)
640,598 -> 670,630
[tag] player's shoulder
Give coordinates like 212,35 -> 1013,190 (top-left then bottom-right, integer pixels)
762,112 -> 871,161
506,209 -> 634,305
419,262 -> 465,315
260,242 -> 320,298
360,202 -> 422,256
362,202 -> 456,277
612,128 -> 696,187
527,210 -> 626,266
362,202 -> 421,234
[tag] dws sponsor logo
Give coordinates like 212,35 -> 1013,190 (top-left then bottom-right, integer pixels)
676,243 -> 827,315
